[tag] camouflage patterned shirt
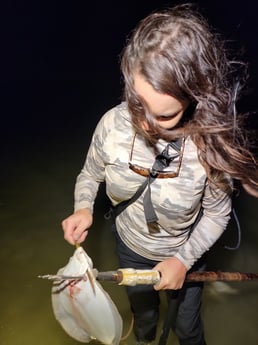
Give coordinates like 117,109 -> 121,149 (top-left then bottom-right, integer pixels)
74,102 -> 232,269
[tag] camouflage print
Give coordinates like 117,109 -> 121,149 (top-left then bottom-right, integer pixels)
74,102 -> 232,269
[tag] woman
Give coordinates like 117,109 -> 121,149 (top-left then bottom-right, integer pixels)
62,4 -> 258,345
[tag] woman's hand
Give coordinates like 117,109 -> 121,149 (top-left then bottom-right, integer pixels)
62,208 -> 93,245
153,257 -> 187,290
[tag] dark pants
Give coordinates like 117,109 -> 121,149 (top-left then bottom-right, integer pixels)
114,230 -> 207,345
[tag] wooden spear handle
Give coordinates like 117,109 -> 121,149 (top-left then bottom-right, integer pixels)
185,271 -> 258,282
96,269 -> 258,286
96,269 -> 160,286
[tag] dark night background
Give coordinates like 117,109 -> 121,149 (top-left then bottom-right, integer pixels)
1,0 -> 258,151
1,1 -> 258,345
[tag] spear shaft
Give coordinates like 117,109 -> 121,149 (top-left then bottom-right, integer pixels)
38,269 -> 258,285
185,271 -> 258,282
95,268 -> 258,286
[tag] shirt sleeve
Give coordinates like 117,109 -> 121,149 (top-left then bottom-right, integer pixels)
174,181 -> 232,270
74,115 -> 107,213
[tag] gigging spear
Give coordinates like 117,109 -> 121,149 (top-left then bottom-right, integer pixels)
38,268 -> 258,285
39,268 -> 258,345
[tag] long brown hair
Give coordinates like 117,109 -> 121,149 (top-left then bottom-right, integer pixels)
120,3 -> 258,196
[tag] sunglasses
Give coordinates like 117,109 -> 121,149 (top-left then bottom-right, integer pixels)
128,134 -> 185,179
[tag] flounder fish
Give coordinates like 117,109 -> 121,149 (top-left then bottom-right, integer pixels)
51,246 -> 123,345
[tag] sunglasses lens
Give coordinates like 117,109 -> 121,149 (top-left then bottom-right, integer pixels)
129,136 -> 185,178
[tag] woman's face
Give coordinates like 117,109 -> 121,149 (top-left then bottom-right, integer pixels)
133,73 -> 189,130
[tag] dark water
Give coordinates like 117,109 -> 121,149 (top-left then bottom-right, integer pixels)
1,126 -> 258,345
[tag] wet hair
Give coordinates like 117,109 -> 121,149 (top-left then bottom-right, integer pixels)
120,3 -> 258,196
